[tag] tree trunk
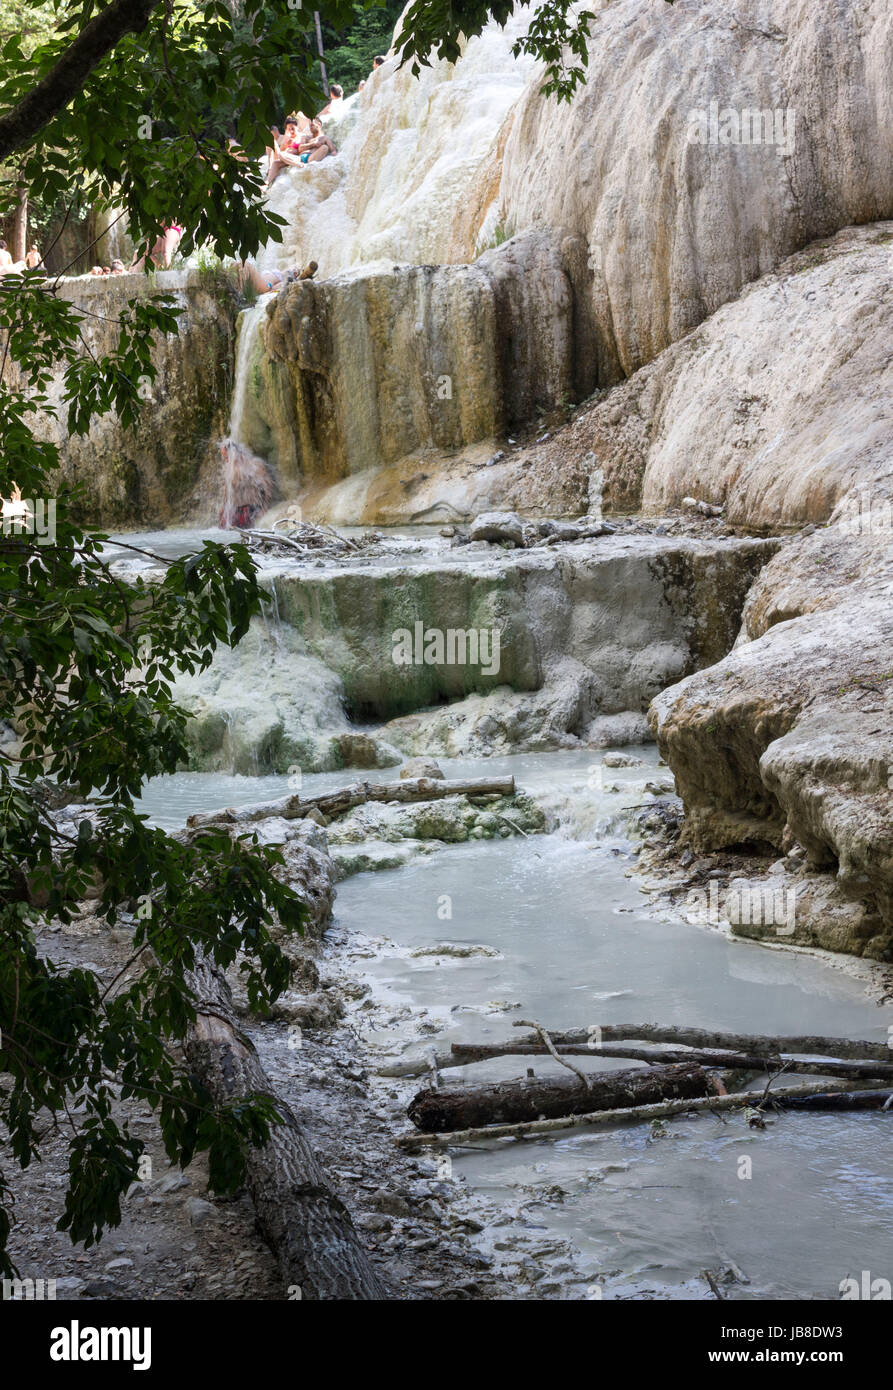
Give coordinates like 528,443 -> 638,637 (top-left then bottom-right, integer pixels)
407,1061 -> 712,1133
397,1080 -> 873,1151
183,953 -> 388,1300
11,185 -> 27,262
185,775 -> 516,829
771,1089 -> 893,1112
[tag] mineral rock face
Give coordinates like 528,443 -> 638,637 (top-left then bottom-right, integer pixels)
498,0 -> 893,381
548,223 -> 893,520
650,518 -> 893,958
245,232 -> 574,490
2,270 -> 239,528
173,535 -> 774,769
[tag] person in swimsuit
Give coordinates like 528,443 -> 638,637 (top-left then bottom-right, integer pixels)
238,262 -> 302,295
296,119 -> 336,163
129,222 -> 184,271
265,115 -> 314,185
318,84 -> 343,117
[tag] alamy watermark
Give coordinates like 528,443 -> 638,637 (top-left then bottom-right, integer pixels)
686,100 -> 797,157
391,622 -> 501,676
685,879 -> 796,936
838,491 -> 893,536
1,491 -> 56,545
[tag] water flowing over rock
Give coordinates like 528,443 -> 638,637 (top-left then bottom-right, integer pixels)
260,8 -> 538,276
237,231 -> 574,499
170,534 -> 774,770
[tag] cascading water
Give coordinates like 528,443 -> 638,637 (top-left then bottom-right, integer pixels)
217,435 -> 274,528
218,293 -> 277,525
217,7 -> 545,520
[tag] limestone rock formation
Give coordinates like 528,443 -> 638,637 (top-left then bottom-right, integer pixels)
545,224 -> 893,521
242,231 -> 574,491
498,0 -> 893,380
170,535 -> 774,770
260,9 -> 537,276
3,270 -> 239,528
173,618 -> 401,774
649,464 -> 893,959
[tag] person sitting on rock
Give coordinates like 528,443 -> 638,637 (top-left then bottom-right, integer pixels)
296,119 -> 336,163
0,239 -> 28,275
319,84 -> 343,116
265,116 -> 301,185
130,222 -> 184,271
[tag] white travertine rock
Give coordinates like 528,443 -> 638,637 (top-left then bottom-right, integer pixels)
498,0 -> 893,380
552,224 -> 893,525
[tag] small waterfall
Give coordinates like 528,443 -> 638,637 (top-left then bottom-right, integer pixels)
219,297 -> 276,526
218,437 -> 274,528
228,297 -> 269,444
260,576 -> 284,650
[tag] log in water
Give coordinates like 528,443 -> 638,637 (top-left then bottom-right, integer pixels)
185,775 -> 516,828
407,1061 -> 712,1133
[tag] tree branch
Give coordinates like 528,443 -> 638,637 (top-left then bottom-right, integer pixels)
0,0 -> 162,161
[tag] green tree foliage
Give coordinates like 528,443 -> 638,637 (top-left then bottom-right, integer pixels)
0,267 -> 311,1276
0,0 -> 619,1278
322,0 -> 406,94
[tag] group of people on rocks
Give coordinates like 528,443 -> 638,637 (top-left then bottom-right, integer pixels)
5,56 -> 389,281
265,111 -> 338,186
0,240 -> 43,276
264,55 -> 387,186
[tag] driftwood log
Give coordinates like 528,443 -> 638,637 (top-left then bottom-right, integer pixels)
769,1089 -> 893,1112
185,775 -> 515,829
397,1079 -> 876,1150
449,1042 -> 893,1081
184,953 -> 387,1300
407,1061 -> 713,1133
462,1023 -> 893,1062
378,1022 -> 891,1078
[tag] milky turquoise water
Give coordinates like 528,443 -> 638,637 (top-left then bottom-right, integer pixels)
138,746 -> 893,1300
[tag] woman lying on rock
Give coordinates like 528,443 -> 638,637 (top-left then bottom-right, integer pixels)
237,260 -> 317,295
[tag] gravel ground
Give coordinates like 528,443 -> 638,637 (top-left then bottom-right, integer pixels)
2,907 -> 520,1301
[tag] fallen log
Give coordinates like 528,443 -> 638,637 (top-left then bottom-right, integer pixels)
184,953 -> 387,1299
769,1089 -> 893,1112
407,1061 -> 713,1133
378,1020 -> 892,1079
185,775 -> 515,829
396,1079 -> 875,1150
449,1042 -> 893,1081
452,1023 -> 893,1064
